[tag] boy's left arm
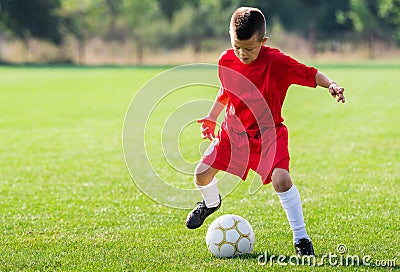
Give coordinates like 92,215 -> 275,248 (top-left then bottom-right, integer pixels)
315,71 -> 345,103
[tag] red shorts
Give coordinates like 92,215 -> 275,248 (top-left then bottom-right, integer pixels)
201,124 -> 290,184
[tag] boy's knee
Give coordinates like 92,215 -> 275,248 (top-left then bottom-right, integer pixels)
272,168 -> 293,192
194,173 -> 210,187
194,163 -> 217,186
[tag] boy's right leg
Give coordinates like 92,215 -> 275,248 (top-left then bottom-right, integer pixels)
186,163 -> 221,229
194,163 -> 220,206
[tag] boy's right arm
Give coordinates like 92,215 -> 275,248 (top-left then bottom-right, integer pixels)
198,95 -> 228,141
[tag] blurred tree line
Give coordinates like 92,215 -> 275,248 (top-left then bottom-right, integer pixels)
0,0 -> 399,64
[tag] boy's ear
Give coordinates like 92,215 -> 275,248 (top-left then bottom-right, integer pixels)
261,37 -> 268,45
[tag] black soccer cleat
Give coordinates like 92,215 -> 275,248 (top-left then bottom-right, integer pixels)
294,238 -> 315,257
186,196 -> 221,229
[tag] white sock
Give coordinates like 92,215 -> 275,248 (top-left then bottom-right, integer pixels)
277,184 -> 310,243
196,178 -> 220,208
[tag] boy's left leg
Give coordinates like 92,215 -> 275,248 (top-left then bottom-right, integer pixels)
272,168 -> 314,256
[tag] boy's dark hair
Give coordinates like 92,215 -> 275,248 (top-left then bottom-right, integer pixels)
230,7 -> 266,41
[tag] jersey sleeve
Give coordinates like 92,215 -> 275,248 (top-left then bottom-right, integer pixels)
287,56 -> 318,87
217,54 -> 230,103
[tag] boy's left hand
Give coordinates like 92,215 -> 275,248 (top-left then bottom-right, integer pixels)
329,82 -> 345,103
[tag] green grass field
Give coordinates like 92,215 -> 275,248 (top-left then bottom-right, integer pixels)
0,64 -> 399,271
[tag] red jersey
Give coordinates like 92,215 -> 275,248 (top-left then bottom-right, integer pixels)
217,46 -> 318,133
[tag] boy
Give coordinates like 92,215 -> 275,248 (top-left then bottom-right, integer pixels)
186,7 -> 345,256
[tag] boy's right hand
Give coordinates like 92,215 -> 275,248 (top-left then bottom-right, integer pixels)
197,118 -> 216,141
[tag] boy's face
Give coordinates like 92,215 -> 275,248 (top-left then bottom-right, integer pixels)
230,32 -> 267,64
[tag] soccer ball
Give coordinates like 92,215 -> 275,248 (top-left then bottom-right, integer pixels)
205,214 -> 255,258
